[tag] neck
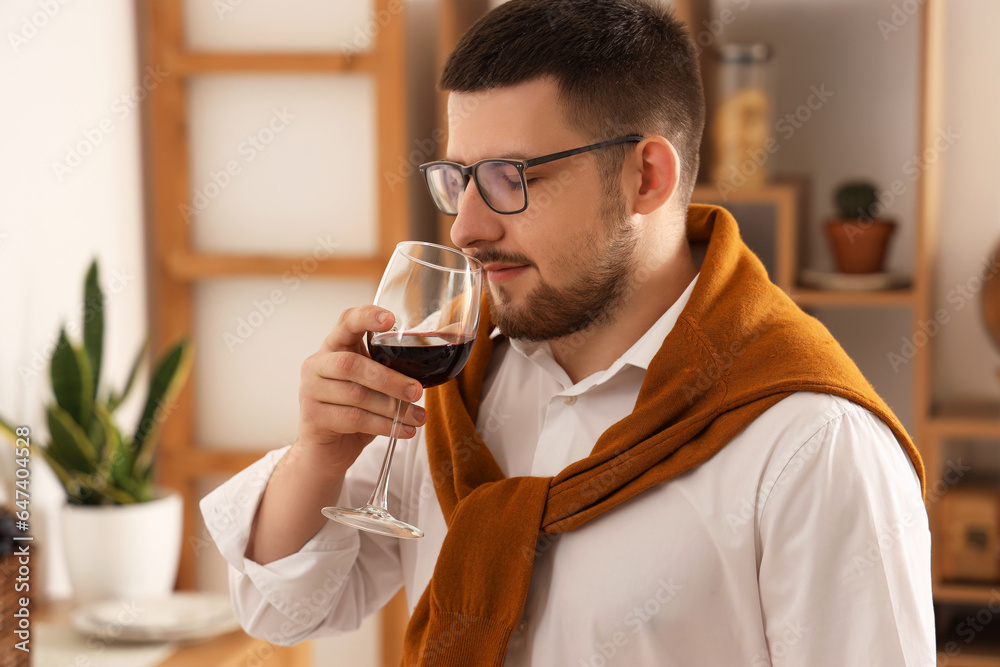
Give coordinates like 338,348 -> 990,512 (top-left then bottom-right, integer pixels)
550,239 -> 698,385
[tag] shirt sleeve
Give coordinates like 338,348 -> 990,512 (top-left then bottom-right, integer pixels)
755,404 -> 935,667
199,442 -> 405,645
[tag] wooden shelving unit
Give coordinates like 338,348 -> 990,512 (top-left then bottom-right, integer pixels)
142,3 -> 410,666
163,251 -> 386,280
164,52 -> 378,73
935,582 -> 1000,607
927,399 -> 1000,666
691,181 -> 801,292
692,180 -> 922,311
937,650 -> 1000,667
145,0 -> 408,590
905,2 -> 1000,664
929,401 -> 1000,439
790,287 -> 918,308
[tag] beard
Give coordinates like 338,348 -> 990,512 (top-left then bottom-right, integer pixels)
479,194 -> 639,342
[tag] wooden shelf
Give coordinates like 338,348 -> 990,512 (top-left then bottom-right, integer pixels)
789,287 -> 917,308
937,651 -> 1000,667
935,584 -> 1000,665
160,447 -> 271,477
166,50 -> 378,74
930,401 -> 1000,439
692,179 -> 802,294
930,419 -> 1000,440
937,618 -> 1000,667
692,180 -> 803,204
146,17 -> 409,665
164,251 -> 386,280
935,582 -> 1000,606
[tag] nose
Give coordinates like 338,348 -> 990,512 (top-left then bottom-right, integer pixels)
449,178 -> 505,250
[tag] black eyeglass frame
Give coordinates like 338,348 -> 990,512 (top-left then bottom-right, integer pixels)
418,134 -> 644,216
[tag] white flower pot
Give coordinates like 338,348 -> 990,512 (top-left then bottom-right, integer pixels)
61,490 -> 182,603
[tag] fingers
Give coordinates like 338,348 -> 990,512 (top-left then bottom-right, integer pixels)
306,402 -> 426,441
299,346 -> 427,448
310,378 -> 427,429
322,305 -> 394,352
301,306 -> 433,451
316,349 -> 422,405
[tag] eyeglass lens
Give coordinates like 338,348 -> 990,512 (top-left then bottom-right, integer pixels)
424,162 -> 525,214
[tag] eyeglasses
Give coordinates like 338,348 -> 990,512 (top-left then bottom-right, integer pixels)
418,135 -> 644,216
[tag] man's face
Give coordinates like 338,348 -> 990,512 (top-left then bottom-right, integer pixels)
446,78 -> 639,342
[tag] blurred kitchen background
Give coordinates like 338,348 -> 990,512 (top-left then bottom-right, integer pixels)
1,0 -> 998,665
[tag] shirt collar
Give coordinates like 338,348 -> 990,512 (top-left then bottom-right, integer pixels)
611,272 -> 699,372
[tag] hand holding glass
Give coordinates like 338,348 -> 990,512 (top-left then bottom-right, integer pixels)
322,242 -> 482,539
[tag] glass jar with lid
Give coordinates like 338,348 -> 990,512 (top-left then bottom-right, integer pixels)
710,43 -> 774,190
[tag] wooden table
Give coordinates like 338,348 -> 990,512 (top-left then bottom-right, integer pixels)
36,599 -> 312,667
157,629 -> 311,667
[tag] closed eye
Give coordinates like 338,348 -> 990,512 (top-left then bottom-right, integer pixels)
499,173 -> 524,192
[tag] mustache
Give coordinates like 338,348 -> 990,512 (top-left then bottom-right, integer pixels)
471,248 -> 535,267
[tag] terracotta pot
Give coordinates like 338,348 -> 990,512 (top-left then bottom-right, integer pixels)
824,219 -> 897,274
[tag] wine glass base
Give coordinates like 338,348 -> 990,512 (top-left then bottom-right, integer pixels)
321,504 -> 424,539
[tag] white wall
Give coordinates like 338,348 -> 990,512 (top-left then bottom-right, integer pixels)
0,0 -> 148,600
932,0 -> 1000,403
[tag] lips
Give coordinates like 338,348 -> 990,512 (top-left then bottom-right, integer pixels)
482,263 -> 529,284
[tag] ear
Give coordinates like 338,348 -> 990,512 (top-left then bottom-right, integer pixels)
628,136 -> 680,215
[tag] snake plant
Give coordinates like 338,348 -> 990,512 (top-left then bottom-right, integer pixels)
0,260 -> 191,505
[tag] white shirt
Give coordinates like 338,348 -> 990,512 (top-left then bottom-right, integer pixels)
201,275 -> 935,666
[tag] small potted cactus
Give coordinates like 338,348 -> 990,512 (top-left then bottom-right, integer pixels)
825,181 -> 897,274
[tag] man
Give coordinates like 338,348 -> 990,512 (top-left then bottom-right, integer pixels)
202,1 -> 934,665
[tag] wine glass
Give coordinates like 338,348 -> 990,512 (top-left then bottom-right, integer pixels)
322,241 -> 483,539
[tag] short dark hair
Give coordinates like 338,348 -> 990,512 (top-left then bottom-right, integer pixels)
440,0 -> 705,208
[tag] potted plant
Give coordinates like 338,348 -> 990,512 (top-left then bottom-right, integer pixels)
825,180 -> 897,274
0,259 -> 191,602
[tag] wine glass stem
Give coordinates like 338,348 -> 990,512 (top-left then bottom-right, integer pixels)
367,399 -> 411,511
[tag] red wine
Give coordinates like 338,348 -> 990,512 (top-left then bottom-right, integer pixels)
368,332 -> 475,387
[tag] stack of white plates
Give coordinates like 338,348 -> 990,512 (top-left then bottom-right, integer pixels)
70,592 -> 240,643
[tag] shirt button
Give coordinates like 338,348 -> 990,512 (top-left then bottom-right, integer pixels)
517,617 -> 528,633
562,395 -> 577,406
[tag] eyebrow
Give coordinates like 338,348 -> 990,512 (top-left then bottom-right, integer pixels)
443,150 -> 535,164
